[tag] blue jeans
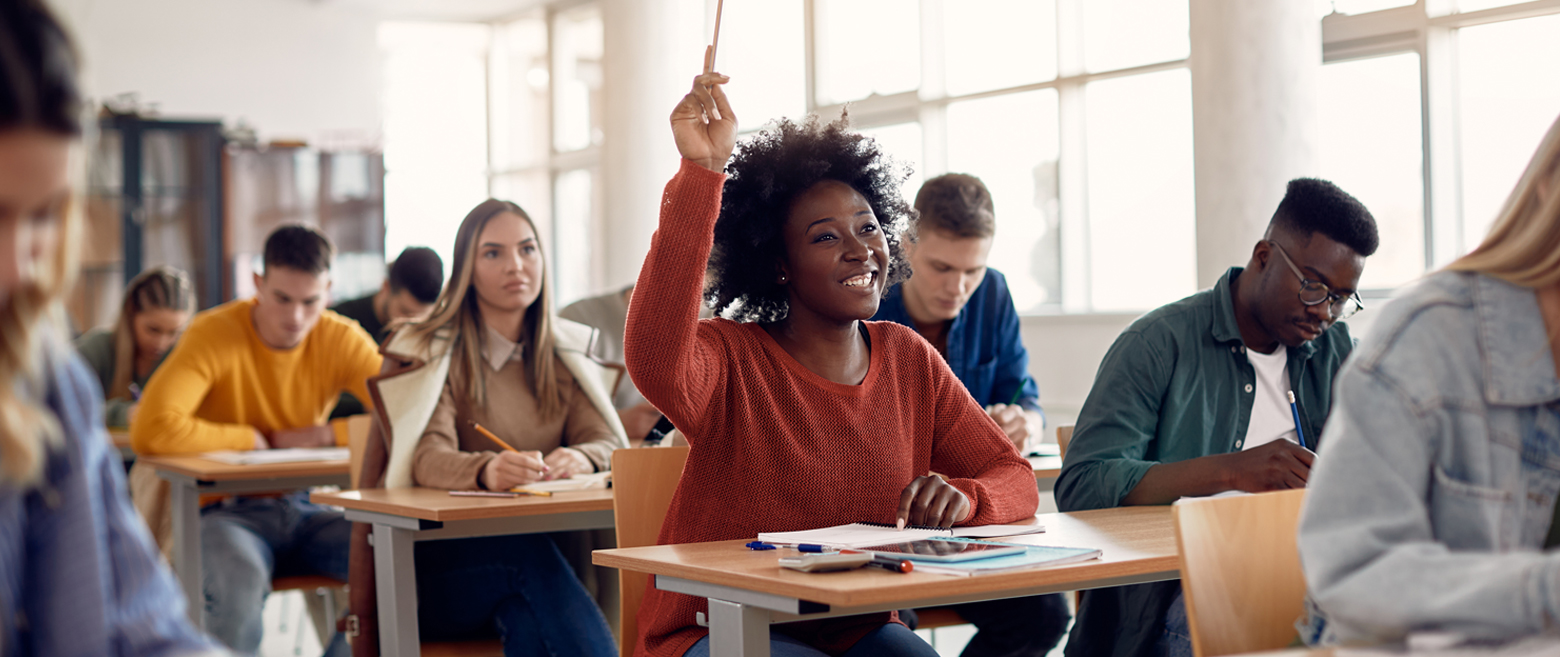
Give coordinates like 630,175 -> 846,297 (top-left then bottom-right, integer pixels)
200,492 -> 351,655
1157,592 -> 1194,657
684,622 -> 937,657
414,533 -> 616,657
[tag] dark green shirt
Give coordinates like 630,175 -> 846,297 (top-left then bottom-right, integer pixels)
1056,267 -> 1355,657
72,327 -> 170,428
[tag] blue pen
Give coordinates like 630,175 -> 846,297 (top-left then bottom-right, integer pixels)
797,544 -> 829,553
745,541 -> 776,551
1286,391 -> 1308,450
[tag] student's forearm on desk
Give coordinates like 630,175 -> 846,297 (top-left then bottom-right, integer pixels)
1120,455 -> 1237,506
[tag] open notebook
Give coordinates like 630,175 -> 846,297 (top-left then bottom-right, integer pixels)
757,521 -> 1045,548
202,447 -> 350,466
907,537 -> 1102,577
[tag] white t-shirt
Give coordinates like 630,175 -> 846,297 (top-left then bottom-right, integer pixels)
1242,345 -> 1299,451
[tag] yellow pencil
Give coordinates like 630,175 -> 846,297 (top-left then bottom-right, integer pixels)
471,422 -> 518,453
471,422 -> 553,496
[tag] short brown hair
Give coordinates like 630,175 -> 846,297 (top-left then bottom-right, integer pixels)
263,224 -> 333,275
914,173 -> 996,239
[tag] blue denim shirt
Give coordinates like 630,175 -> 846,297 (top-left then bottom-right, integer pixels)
1300,271 -> 1560,645
872,268 -> 1043,416
0,337 -> 221,656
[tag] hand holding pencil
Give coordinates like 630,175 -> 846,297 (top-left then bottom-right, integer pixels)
473,423 -> 549,491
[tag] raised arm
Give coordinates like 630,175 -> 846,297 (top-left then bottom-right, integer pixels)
623,72 -> 738,432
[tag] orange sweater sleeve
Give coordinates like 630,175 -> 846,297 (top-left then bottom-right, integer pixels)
129,321 -> 256,455
923,347 -> 1041,525
331,319 -> 383,446
624,159 -> 728,437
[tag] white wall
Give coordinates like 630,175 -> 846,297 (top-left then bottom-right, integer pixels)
49,0 -> 383,144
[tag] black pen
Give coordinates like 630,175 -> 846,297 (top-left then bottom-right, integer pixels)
864,556 -> 913,573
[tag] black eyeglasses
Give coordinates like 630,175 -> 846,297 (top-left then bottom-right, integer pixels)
1269,242 -> 1364,321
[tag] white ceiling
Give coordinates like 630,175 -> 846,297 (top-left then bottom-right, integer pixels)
363,0 -> 548,22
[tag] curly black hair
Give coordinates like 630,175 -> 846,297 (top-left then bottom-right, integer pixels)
1269,178 -> 1380,257
706,114 -> 916,322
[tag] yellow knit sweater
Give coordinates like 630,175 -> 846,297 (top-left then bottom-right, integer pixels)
130,298 -> 383,455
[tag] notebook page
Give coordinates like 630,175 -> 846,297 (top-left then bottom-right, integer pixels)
757,523 -> 950,547
203,447 -> 349,465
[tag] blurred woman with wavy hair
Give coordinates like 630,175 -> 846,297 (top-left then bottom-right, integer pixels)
0,0 -> 221,654
1298,111 -> 1560,647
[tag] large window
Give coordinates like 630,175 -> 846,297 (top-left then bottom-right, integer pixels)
1320,2 -> 1560,293
806,0 -> 1193,313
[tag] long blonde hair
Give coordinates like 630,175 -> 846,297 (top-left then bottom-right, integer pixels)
108,266 -> 194,400
0,0 -> 84,486
1447,112 -> 1560,287
399,199 -> 564,420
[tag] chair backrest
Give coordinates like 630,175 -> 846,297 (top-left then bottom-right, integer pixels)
611,446 -> 689,657
1173,489 -> 1308,657
346,414 -> 374,490
1056,425 -> 1074,459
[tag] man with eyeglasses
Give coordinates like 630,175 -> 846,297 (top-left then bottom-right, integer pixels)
1056,178 -> 1379,657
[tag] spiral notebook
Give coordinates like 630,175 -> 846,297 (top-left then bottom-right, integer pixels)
757,521 -> 1044,548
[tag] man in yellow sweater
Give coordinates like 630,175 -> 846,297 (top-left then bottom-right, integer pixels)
132,225 -> 382,655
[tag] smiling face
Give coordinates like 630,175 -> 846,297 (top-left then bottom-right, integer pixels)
470,211 -> 543,317
903,228 -> 992,323
0,129 -> 69,310
1250,231 -> 1365,348
776,180 -> 890,325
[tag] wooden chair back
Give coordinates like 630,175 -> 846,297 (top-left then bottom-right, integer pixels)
611,446 -> 690,657
1056,425 -> 1074,459
346,414 -> 373,490
1173,489 -> 1308,657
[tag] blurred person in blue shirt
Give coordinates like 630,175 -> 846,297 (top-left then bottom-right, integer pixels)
0,1 -> 223,654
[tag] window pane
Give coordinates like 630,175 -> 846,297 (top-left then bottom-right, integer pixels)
553,5 -> 603,152
1085,69 -> 1195,311
1083,0 -> 1189,73
492,170 -> 552,252
1459,14 -> 1560,252
491,15 -> 550,171
1317,53 -> 1424,290
946,91 -> 1061,311
815,0 -> 919,104
1330,0 -> 1414,14
858,122 -> 924,209
381,22 -> 491,271
944,0 -> 1057,96
553,169 -> 598,305
721,0 -> 806,126
1450,0 -> 1529,13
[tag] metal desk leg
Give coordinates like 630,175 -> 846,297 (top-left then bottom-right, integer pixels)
707,598 -> 770,657
169,479 -> 203,626
373,523 -> 421,657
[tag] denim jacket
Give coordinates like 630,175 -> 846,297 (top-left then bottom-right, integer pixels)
1299,271 -> 1560,645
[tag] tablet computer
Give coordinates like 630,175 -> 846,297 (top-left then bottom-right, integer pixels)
855,538 -> 1025,563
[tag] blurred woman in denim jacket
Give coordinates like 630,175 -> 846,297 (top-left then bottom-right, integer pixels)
1299,111 -> 1560,646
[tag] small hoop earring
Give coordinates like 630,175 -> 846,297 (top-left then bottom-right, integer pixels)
779,275 -> 788,284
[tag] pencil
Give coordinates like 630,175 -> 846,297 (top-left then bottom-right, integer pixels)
1007,375 -> 1030,406
471,422 -> 519,453
704,0 -> 725,74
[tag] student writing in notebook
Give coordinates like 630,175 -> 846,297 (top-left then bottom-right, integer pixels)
346,198 -> 623,657
130,225 -> 382,655
623,70 -> 1039,657
74,266 -> 195,429
0,2 -> 222,652
1056,180 -> 1379,657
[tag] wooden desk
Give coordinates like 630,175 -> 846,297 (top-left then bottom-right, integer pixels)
141,455 -> 351,626
1030,455 -> 1063,491
594,505 -> 1178,656
312,487 -> 617,657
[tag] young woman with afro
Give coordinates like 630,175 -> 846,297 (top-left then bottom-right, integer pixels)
622,71 -> 1040,657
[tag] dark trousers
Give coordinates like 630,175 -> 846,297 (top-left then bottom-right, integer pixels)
902,593 -> 1072,657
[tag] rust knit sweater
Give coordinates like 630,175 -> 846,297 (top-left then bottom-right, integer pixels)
624,159 -> 1040,657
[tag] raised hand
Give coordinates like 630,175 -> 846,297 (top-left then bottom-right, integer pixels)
670,72 -> 737,173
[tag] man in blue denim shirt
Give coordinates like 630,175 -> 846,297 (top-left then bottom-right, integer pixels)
1058,179 -> 1379,657
873,173 -> 1064,657
1300,116 -> 1560,648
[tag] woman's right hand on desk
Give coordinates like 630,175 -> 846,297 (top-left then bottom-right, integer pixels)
670,71 -> 737,173
481,450 -> 549,490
